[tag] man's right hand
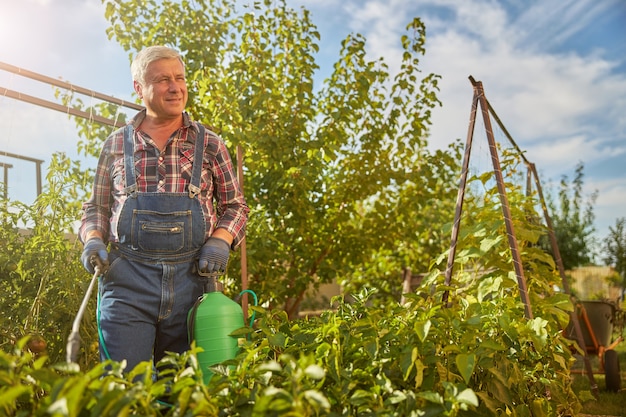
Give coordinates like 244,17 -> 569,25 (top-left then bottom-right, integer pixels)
81,238 -> 109,274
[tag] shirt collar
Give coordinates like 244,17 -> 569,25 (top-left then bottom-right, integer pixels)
129,109 -> 192,130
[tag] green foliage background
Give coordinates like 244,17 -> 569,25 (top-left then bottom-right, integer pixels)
0,1 -> 593,415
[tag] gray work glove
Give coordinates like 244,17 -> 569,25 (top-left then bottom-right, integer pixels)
81,238 -> 109,274
198,237 -> 230,274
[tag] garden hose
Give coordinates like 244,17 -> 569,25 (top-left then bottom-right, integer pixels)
96,286 -> 112,361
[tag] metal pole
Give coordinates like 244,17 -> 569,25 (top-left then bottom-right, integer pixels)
0,162 -> 12,200
1,86 -> 121,128
0,151 -> 45,197
66,267 -> 100,364
1,61 -> 146,197
0,61 -> 143,111
35,160 -> 42,196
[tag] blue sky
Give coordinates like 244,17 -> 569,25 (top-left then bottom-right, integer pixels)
1,0 -> 625,256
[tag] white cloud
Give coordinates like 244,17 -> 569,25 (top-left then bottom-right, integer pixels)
529,136 -> 623,170
514,0 -> 619,52
329,0 -> 626,242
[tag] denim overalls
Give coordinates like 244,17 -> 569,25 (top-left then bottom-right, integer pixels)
98,124 -> 208,371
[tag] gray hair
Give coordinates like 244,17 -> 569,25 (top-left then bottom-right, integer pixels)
131,46 -> 184,85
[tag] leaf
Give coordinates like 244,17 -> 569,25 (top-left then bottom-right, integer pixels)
385,390 -> 407,405
527,317 -> 549,345
478,339 -> 506,351
0,385 -> 31,410
456,388 -> 479,407
304,364 -> 325,380
47,398 -> 70,415
230,326 -> 254,337
417,390 -> 443,405
543,293 -> 574,311
269,332 -> 287,348
530,399 -> 550,417
257,360 -> 283,372
400,347 -> 418,381
486,368 -> 513,404
413,358 -> 426,389
414,320 -> 431,342
479,235 -> 503,254
303,390 -> 331,410
477,276 -> 502,302
349,389 -> 374,406
455,353 -> 476,385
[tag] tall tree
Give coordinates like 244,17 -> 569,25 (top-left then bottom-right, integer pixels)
87,0 -> 457,316
542,162 -> 597,270
603,217 -> 626,301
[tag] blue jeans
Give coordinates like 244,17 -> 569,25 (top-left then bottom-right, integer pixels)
98,251 -> 205,371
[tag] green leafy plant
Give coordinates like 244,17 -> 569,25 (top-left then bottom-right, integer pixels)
0,153 -> 97,368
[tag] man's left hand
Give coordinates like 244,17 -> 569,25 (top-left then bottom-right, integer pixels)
199,237 -> 230,273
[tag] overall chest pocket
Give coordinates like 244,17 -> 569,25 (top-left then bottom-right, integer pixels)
131,210 -> 192,253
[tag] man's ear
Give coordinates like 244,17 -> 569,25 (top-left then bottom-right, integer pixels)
133,80 -> 143,99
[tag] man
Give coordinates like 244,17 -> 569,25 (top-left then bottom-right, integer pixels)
79,45 -> 249,371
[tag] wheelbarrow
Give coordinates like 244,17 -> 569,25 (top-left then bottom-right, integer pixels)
565,300 -> 624,392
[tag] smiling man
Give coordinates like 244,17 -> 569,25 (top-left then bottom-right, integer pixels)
78,46 -> 249,372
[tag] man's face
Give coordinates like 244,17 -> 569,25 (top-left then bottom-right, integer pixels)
135,58 -> 188,120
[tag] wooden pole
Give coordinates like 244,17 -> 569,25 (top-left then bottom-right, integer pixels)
442,81 -> 479,304
486,87 -> 598,394
528,163 -> 599,397
236,145 -> 249,320
471,77 -> 533,319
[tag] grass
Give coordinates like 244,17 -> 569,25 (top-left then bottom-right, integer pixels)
570,309 -> 626,417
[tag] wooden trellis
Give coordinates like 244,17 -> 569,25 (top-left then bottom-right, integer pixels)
441,75 -> 599,395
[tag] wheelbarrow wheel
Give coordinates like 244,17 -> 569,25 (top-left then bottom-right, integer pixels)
604,349 -> 621,392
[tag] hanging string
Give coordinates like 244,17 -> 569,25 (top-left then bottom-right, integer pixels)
87,90 -> 95,142
111,103 -> 121,131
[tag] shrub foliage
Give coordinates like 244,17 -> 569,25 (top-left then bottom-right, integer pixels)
1,155 -> 582,415
0,1 -> 584,416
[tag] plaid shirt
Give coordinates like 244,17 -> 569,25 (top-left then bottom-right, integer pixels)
79,110 -> 249,248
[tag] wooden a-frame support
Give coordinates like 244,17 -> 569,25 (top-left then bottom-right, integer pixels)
441,76 -> 599,396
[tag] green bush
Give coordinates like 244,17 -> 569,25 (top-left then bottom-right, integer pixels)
1,148 -> 584,416
0,153 -> 98,368
1,283 -> 580,416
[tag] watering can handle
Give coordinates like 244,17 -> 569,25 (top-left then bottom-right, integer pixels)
197,269 -> 224,292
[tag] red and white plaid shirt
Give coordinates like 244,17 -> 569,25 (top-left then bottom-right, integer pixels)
79,110 -> 249,247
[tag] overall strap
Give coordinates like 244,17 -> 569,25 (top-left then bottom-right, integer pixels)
122,123 -> 205,198
188,124 -> 205,198
122,125 -> 138,195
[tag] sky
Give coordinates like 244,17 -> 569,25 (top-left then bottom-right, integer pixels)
0,0 -> 625,258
